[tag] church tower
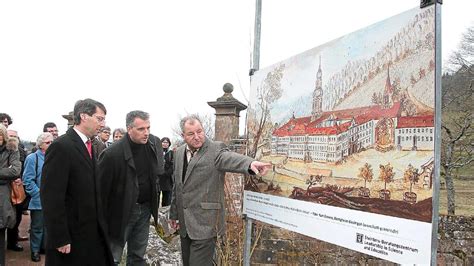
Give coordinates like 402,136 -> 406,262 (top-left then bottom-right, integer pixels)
382,65 -> 394,109
311,55 -> 323,121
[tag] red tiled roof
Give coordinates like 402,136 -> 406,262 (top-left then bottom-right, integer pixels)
273,103 -> 402,137
396,115 -> 434,128
305,121 -> 353,135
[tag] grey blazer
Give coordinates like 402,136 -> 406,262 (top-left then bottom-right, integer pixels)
169,139 -> 254,240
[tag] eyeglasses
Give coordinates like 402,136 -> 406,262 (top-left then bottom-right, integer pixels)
91,114 -> 105,123
44,141 -> 53,145
162,141 -> 170,144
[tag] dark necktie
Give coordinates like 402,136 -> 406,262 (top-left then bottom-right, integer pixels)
86,140 -> 92,159
188,149 -> 195,163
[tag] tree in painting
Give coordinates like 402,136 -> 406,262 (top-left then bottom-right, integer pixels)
248,63 -> 285,158
358,163 -> 373,198
403,164 -> 419,203
379,163 -> 395,200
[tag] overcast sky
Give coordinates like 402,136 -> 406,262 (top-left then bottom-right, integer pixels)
1,0 -> 472,142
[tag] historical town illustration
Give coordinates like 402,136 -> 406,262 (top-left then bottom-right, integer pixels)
246,7 -> 435,222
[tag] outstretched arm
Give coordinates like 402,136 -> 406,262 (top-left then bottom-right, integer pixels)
249,161 -> 272,176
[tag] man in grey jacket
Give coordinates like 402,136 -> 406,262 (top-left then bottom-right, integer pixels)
169,115 -> 271,266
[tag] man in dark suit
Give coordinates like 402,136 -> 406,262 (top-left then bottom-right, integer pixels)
41,98 -> 113,266
98,110 -> 164,265
169,115 -> 271,266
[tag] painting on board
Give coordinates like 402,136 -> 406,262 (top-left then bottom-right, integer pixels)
246,6 -> 436,223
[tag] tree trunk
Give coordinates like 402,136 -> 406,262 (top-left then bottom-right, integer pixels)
445,171 -> 456,215
443,141 -> 456,215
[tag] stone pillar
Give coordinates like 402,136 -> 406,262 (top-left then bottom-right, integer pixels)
208,83 -> 248,217
208,83 -> 247,145
62,111 -> 74,128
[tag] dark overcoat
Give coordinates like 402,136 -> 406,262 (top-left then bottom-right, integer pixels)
159,149 -> 174,191
98,133 -> 164,251
41,128 -> 113,266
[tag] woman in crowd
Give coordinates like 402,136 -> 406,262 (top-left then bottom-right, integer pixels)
0,124 -> 21,265
22,132 -> 54,262
159,137 -> 173,206
112,128 -> 126,142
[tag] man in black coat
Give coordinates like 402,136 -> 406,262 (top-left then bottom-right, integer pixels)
41,98 -> 113,266
98,110 -> 164,265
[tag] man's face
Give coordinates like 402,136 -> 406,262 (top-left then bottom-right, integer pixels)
46,127 -> 59,139
182,119 -> 205,150
1,118 -> 9,128
81,107 -> 106,139
99,129 -> 110,142
113,132 -> 123,142
128,118 -> 150,144
7,130 -> 18,139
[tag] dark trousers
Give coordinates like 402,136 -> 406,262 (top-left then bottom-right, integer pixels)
111,202 -> 151,266
180,235 -> 216,266
160,190 -> 172,207
0,228 -> 6,266
6,204 -> 22,246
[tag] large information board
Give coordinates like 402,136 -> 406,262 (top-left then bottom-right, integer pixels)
244,5 -> 438,264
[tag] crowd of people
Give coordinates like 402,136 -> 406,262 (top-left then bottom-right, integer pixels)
0,98 -> 271,266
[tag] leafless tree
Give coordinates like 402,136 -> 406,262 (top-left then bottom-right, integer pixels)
442,25 -> 474,215
448,25 -> 474,75
247,63 -> 285,157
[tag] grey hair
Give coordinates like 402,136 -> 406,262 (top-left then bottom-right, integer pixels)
126,110 -> 149,128
179,114 -> 202,133
36,132 -> 53,148
100,126 -> 111,132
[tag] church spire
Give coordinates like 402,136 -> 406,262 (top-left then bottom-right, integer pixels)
384,65 -> 392,93
311,55 -> 323,121
382,65 -> 394,109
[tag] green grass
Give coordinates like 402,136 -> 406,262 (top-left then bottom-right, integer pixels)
456,164 -> 474,179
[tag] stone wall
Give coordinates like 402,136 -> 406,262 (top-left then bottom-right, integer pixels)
437,215 -> 474,265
